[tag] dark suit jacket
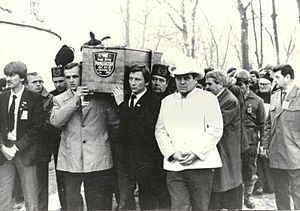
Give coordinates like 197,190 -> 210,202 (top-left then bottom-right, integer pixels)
212,88 -> 242,192
0,89 -> 44,165
117,90 -> 162,171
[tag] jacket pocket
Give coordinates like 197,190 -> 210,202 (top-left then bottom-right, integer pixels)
291,131 -> 300,148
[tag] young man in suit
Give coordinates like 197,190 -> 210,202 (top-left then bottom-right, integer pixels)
112,64 -> 164,210
50,62 -> 116,210
0,61 -> 44,210
262,64 -> 300,210
206,70 -> 243,209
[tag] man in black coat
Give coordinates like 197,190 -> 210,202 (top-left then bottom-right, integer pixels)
0,61 -> 44,210
206,70 -> 243,209
49,66 -> 67,210
112,64 -> 163,210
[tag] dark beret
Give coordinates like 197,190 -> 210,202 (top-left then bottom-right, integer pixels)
151,64 -> 170,80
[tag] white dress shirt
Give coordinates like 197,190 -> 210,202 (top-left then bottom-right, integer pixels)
129,88 -> 147,107
155,88 -> 223,171
8,85 -> 25,141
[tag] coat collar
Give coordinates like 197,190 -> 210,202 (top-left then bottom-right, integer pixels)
217,88 -> 229,101
285,85 -> 298,101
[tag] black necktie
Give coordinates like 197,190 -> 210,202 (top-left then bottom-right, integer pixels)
8,95 -> 17,132
129,94 -> 137,107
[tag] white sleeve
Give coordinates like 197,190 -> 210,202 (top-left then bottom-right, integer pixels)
193,94 -> 223,160
155,101 -> 177,160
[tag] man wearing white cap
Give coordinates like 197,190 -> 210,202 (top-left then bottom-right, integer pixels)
155,56 -> 223,210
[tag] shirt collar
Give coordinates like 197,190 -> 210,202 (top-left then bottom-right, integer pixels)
216,88 -> 225,97
132,87 -> 147,99
11,85 -> 24,99
175,87 -> 198,99
40,87 -> 51,98
284,82 -> 295,96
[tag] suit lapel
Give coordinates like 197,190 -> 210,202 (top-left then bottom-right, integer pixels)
217,88 -> 228,103
285,85 -> 298,104
135,90 -> 149,107
2,91 -> 11,126
18,89 -> 29,120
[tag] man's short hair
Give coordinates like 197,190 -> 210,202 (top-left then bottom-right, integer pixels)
3,61 -> 27,79
64,62 -> 82,75
273,64 -> 294,79
24,72 -> 41,85
128,64 -> 151,83
206,70 -> 228,87
249,70 -> 259,79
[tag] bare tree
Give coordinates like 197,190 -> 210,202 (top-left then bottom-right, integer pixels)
230,24 -> 242,65
250,1 -> 264,68
156,0 -> 199,57
198,18 -> 232,69
190,0 -> 199,58
132,0 -> 157,48
120,0 -> 130,46
250,2 -> 261,68
236,0 -> 253,70
283,27 -> 297,63
271,0 -> 280,64
259,0 -> 263,67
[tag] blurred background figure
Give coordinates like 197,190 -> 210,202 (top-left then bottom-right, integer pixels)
25,72 -> 54,211
249,70 -> 260,93
234,69 -> 266,209
253,72 -> 274,195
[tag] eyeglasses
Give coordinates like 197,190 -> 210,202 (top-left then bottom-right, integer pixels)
259,83 -> 271,86
65,75 -> 79,79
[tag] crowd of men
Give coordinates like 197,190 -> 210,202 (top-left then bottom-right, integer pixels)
0,54 -> 299,211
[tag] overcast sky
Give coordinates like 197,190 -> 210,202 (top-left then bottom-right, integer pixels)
0,0 -> 299,89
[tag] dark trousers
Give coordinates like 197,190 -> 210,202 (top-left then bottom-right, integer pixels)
0,156 -> 38,210
118,165 -> 169,210
255,155 -> 274,192
271,168 -> 300,210
209,183 -> 243,209
242,144 -> 258,186
53,150 -> 67,210
37,161 -> 49,211
64,169 -> 113,211
167,169 -> 214,210
13,173 -> 24,203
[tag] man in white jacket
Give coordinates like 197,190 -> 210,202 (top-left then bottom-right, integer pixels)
155,57 -> 223,210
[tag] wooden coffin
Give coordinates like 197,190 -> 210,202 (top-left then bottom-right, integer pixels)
82,46 -> 162,93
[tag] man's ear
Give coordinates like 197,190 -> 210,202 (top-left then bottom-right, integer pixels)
285,74 -> 291,80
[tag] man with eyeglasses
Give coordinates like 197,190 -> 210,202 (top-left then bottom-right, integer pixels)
155,57 -> 223,210
50,62 -> 116,210
234,69 -> 266,209
112,64 -> 164,210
